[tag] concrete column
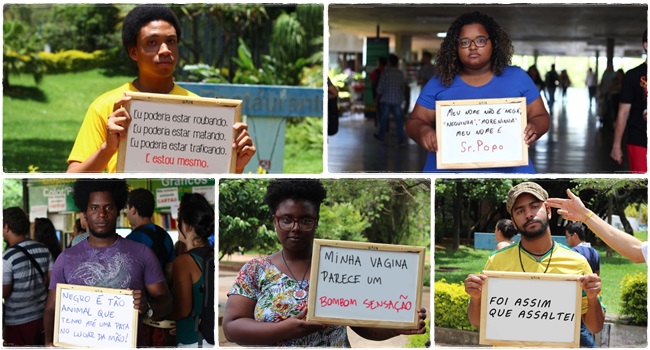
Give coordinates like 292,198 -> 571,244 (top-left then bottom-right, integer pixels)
395,34 -> 413,64
606,38 -> 615,69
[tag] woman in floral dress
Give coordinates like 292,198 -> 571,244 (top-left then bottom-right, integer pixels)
222,179 -> 427,346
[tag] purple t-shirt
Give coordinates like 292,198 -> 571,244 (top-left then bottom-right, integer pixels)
49,235 -> 165,290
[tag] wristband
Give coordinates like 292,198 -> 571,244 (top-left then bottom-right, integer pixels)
583,211 -> 594,223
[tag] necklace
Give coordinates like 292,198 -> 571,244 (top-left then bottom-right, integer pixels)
281,250 -> 310,300
518,242 -> 554,273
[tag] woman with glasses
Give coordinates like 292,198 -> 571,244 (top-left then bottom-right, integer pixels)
222,179 -> 427,346
406,11 -> 550,173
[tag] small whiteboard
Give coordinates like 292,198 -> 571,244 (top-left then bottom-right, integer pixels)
480,271 -> 582,348
54,284 -> 138,348
117,91 -> 242,173
307,239 -> 425,329
436,97 -> 528,169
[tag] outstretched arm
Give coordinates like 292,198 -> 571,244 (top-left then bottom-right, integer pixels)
547,189 -> 645,263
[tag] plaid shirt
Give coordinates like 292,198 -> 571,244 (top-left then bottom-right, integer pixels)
377,66 -> 405,105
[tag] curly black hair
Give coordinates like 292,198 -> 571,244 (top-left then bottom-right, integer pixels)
3,207 -> 30,236
178,193 -> 214,243
434,11 -> 514,87
127,188 -> 155,218
263,179 -> 327,216
122,4 -> 182,54
73,179 -> 129,213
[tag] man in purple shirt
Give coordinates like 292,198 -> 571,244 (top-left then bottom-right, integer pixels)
43,179 -> 172,346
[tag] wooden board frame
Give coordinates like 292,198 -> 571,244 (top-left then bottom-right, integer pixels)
307,239 -> 426,329
53,283 -> 138,348
117,91 -> 242,173
435,97 -> 528,169
479,271 -> 582,348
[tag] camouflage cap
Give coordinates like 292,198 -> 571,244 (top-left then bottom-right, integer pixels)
506,182 -> 548,215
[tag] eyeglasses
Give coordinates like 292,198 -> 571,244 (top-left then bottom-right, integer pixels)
458,36 -> 490,48
274,215 -> 317,231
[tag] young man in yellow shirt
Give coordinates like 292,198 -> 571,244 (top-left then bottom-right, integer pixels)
67,5 -> 255,173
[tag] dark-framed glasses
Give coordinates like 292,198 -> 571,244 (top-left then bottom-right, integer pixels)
274,215 -> 317,231
458,36 -> 490,48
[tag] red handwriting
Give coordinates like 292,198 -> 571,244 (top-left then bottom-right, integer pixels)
319,296 -> 357,308
144,153 -> 208,168
363,294 -> 412,312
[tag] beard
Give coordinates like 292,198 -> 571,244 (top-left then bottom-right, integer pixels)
518,217 -> 549,240
88,226 -> 117,239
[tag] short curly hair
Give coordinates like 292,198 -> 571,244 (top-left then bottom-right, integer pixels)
73,179 -> 129,213
434,11 -> 514,87
3,207 -> 30,236
122,4 -> 182,54
263,179 -> 327,216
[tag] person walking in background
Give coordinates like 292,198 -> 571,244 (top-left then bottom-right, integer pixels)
494,218 -> 517,250
417,51 -> 436,86
565,221 -> 600,347
545,64 -> 560,110
33,218 -> 62,262
586,67 -> 598,108
559,69 -> 571,102
375,53 -> 407,147
527,65 -> 544,93
611,30 -> 648,173
598,63 -> 616,125
3,207 -> 53,347
407,11 -> 549,173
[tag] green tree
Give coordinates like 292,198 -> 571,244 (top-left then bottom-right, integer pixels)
218,179 -> 277,260
3,8 -> 45,89
41,4 -> 121,52
3,179 -> 24,209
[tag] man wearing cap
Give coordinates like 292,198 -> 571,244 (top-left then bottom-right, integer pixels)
464,182 -> 605,338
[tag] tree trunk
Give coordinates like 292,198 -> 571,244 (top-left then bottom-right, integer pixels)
452,181 -> 463,252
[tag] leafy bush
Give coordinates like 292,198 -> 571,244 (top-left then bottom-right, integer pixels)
183,64 -> 229,83
620,271 -> 647,325
318,203 -> 370,242
285,117 -> 323,151
434,279 -> 476,331
406,318 -> 431,348
38,50 -> 110,74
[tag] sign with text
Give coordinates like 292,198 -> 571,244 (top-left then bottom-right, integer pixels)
436,97 -> 527,169
479,271 -> 581,348
307,239 -> 425,329
117,91 -> 242,173
53,284 -> 138,348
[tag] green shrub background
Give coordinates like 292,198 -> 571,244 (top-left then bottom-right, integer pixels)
620,271 -> 647,325
434,279 -> 476,331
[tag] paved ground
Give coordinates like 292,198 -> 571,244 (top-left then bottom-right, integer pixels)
218,254 -> 431,348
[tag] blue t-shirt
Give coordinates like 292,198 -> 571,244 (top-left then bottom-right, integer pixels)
416,65 -> 542,173
126,223 -> 175,271
572,244 -> 601,274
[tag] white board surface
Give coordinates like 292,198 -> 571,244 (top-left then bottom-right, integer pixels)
307,239 -> 425,329
436,97 -> 527,169
117,91 -> 241,173
480,271 -> 581,347
54,284 -> 138,348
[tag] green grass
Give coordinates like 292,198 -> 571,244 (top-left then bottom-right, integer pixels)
3,70 -> 322,173
435,241 -> 647,316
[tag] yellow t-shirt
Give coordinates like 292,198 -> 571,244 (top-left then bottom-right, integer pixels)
484,241 -> 600,315
67,82 -> 197,172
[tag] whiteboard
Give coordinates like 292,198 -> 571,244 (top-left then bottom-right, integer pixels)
53,284 -> 138,348
307,239 -> 425,329
479,271 -> 581,347
117,91 -> 242,173
436,97 -> 528,169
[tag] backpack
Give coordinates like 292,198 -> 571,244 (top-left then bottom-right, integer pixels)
189,246 -> 215,346
134,224 -> 171,267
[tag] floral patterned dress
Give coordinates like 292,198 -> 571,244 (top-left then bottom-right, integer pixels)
228,256 -> 350,347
